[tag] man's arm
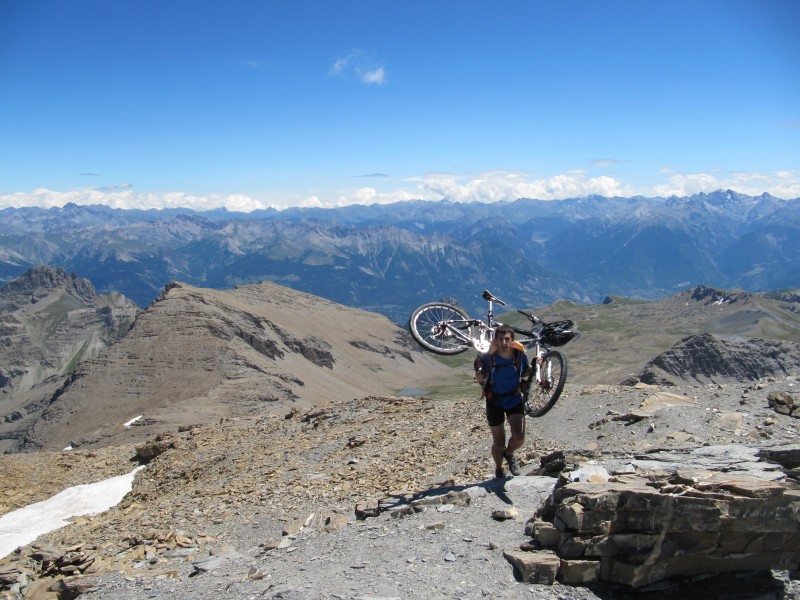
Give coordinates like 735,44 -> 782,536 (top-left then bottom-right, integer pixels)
474,354 -> 489,383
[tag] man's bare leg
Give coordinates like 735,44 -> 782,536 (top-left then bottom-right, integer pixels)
490,424 -> 507,470
505,413 -> 526,458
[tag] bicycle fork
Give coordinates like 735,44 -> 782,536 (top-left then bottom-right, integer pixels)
534,347 -> 551,390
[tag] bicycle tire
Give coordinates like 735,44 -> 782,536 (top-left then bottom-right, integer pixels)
523,351 -> 566,417
408,302 -> 473,355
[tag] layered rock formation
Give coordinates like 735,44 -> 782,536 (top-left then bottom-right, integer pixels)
511,445 -> 800,588
0,266 -> 138,453
624,333 -> 800,386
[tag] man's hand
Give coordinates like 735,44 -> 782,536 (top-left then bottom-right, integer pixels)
473,355 -> 486,383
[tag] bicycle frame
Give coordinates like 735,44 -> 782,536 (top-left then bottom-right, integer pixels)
503,317 -> 551,386
520,335 -> 554,391
478,290 -> 503,352
444,289 -> 553,358
440,315 -> 491,352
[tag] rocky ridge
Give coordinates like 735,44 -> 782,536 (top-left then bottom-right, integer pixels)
15,279 -> 449,453
6,278 -> 800,455
625,333 -> 800,386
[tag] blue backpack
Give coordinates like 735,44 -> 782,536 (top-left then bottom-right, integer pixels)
481,349 -> 528,409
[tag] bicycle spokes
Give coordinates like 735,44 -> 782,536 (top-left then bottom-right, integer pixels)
408,302 -> 475,355
524,351 -> 566,418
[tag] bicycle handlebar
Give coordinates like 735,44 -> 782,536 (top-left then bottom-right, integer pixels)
517,309 -> 542,324
510,325 -> 531,336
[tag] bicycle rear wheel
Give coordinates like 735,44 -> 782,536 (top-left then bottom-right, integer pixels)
523,351 -> 566,417
408,302 -> 473,355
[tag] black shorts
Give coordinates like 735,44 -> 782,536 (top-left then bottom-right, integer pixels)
486,400 -> 524,427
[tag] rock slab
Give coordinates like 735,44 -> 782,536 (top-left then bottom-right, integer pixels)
527,446 -> 800,588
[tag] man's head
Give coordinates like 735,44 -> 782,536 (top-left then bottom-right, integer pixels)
494,325 -> 514,348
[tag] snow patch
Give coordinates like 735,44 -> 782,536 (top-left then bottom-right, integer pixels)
123,415 -> 143,428
0,466 -> 144,559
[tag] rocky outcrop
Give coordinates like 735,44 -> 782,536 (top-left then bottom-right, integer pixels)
689,285 -> 750,305
517,445 -> 800,588
0,266 -> 138,453
768,391 -> 800,419
624,333 -> 800,386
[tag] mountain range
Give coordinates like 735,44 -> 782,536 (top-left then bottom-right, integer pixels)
1,190 -> 798,323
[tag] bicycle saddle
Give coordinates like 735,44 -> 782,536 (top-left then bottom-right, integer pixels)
482,290 -> 506,306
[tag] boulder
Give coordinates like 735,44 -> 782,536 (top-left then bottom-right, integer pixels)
502,551 -> 560,584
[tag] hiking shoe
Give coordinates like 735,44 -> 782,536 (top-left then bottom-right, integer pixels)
505,454 -> 521,476
495,467 -> 506,479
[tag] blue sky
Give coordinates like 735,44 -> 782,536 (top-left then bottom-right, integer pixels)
1,0 -> 798,211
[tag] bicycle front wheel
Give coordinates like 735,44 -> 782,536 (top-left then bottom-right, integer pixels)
524,351 -> 566,417
408,302 -> 473,355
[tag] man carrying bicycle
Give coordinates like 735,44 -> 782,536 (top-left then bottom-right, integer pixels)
474,324 -> 531,478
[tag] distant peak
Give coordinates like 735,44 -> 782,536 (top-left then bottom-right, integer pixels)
1,265 -> 97,303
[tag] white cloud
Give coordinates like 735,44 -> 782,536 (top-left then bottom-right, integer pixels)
334,187 -> 422,207
324,169 -> 799,207
2,169 -> 797,213
311,171 -> 632,208
591,159 -> 621,168
223,194 -> 266,212
361,66 -> 386,85
297,195 -> 323,208
330,49 -> 386,85
651,170 -> 800,199
330,57 -> 350,75
349,187 -> 377,203
0,188 -> 267,212
417,170 -> 634,203
329,49 -> 360,75
652,173 -> 720,197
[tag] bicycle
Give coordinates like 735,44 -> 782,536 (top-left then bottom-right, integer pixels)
408,290 -> 578,417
